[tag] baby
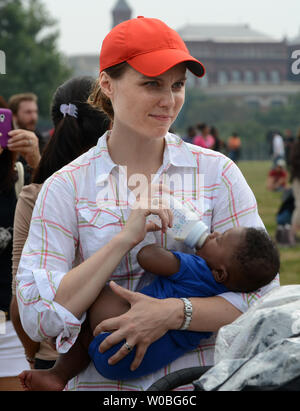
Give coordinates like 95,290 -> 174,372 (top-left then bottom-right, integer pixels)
19,226 -> 279,390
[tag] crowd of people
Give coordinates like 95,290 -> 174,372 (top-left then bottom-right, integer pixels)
266,130 -> 300,247
0,16 -> 297,392
182,123 -> 242,163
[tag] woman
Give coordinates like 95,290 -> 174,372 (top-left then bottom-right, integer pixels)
0,97 -> 29,391
193,123 -> 215,149
16,17 -> 279,391
290,129 -> 300,245
11,76 -> 110,370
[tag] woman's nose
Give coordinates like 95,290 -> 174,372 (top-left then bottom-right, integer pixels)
158,89 -> 175,107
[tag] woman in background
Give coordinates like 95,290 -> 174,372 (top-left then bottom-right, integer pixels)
10,77 -> 110,371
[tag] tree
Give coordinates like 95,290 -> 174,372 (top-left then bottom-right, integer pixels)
0,0 -> 72,117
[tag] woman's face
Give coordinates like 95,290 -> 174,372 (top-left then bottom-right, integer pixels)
100,63 -> 186,139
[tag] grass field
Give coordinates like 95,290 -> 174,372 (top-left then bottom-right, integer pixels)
238,161 -> 300,285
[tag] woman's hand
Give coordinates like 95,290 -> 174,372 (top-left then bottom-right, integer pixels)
122,183 -> 173,247
7,129 -> 41,168
93,281 -> 183,371
122,205 -> 173,248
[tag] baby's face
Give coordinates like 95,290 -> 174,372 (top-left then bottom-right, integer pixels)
196,227 -> 246,272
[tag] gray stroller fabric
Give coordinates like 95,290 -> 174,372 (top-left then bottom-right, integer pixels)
194,285 -> 300,391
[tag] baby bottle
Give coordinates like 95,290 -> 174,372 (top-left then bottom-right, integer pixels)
150,196 -> 209,249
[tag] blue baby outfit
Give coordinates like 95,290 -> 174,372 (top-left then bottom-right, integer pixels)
88,251 -> 228,380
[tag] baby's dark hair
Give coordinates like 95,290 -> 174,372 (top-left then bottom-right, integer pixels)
232,227 -> 279,293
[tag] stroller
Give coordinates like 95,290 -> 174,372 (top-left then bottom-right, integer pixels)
147,286 -> 300,391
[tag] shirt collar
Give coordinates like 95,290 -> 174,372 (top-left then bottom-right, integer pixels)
95,131 -> 198,185
94,131 -> 118,185
164,132 -> 198,169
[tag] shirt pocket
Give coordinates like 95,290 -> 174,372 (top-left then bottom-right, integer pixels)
77,206 -> 122,258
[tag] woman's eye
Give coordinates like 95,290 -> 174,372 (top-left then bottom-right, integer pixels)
173,81 -> 185,90
144,81 -> 159,87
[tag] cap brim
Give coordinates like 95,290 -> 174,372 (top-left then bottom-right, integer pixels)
127,48 -> 205,78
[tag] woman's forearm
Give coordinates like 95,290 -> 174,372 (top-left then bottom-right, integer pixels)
164,296 -> 241,333
188,296 -> 242,332
54,232 -> 135,319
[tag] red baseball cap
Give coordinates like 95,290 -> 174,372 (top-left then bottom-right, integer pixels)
100,17 -> 205,78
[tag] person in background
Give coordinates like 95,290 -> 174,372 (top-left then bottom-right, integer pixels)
193,123 -> 215,149
182,125 -> 196,143
266,158 -> 288,192
210,126 -> 225,153
283,129 -> 295,170
272,131 -> 285,166
227,132 -> 242,163
275,188 -> 295,246
7,93 -> 46,184
289,129 -> 300,245
10,76 -> 111,371
0,96 -> 29,391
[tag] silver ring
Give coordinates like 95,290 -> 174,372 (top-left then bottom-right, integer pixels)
123,341 -> 133,352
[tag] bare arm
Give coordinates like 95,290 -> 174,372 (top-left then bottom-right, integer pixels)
54,232 -> 134,319
54,206 -> 172,319
137,244 -> 180,276
189,296 -> 241,332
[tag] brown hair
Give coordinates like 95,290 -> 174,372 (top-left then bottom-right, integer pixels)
8,93 -> 38,115
87,62 -> 128,120
33,76 -> 110,184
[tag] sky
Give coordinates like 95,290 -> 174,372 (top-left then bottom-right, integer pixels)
42,0 -> 300,56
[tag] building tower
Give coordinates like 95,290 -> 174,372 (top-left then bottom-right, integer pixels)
112,0 -> 132,28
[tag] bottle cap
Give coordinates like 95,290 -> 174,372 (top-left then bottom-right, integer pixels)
184,220 -> 208,248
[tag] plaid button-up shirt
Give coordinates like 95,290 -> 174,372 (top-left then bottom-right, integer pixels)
16,131 -> 279,390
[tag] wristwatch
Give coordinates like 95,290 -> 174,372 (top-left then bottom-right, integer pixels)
179,298 -> 193,330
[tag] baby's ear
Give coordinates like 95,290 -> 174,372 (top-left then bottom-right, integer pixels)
212,267 -> 228,284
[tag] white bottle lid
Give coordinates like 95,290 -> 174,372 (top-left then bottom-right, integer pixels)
184,221 -> 209,249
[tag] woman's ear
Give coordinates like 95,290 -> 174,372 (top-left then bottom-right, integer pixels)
212,267 -> 228,284
99,71 -> 114,99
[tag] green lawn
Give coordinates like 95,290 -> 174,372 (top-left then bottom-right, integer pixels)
238,161 -> 300,285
